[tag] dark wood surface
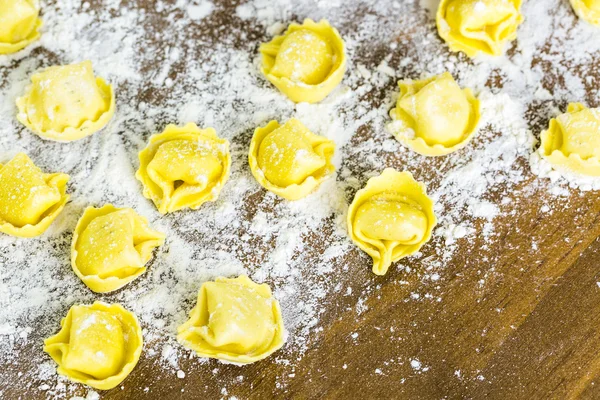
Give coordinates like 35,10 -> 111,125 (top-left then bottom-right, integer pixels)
2,0 -> 600,399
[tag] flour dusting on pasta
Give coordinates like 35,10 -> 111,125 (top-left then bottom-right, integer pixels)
0,0 -> 599,398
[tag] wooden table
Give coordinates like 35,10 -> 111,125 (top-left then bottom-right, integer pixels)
2,0 -> 600,399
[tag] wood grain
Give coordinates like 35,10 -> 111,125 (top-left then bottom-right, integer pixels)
2,0 -> 600,399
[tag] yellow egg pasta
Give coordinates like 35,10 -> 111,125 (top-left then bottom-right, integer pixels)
0,153 -> 69,238
249,118 -> 335,200
44,302 -> 143,391
136,123 -> 231,214
16,61 -> 115,141
71,204 -> 165,293
388,72 -> 480,156
539,103 -> 600,176
436,0 -> 523,57
347,168 -> 436,275
0,0 -> 42,54
260,19 -> 346,103
177,275 -> 285,364
571,0 -> 600,26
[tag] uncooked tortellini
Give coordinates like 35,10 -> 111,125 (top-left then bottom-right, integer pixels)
348,168 -> 437,275
71,204 -> 165,293
388,72 -> 480,156
436,0 -> 523,57
539,103 -> 600,176
571,0 -> 600,26
0,0 -> 42,54
260,19 -> 346,103
249,118 -> 335,200
16,61 -> 115,141
44,302 -> 143,390
136,123 -> 231,214
0,153 -> 69,238
177,275 -> 285,364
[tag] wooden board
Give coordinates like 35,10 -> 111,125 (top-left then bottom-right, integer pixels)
2,0 -> 600,399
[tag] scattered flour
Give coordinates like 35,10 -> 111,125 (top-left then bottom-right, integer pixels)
0,0 -> 598,398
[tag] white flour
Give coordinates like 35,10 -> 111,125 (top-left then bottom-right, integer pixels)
0,0 -> 599,398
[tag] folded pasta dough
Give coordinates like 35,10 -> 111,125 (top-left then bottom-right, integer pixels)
249,118 -> 335,200
260,19 -> 346,103
71,204 -> 165,293
0,153 -> 69,238
0,0 -> 42,54
436,0 -> 523,57
388,72 -> 480,156
43,302 -> 143,390
571,0 -> 600,26
16,61 -> 115,141
177,275 -> 285,364
539,103 -> 600,176
347,169 -> 437,275
136,123 -> 231,214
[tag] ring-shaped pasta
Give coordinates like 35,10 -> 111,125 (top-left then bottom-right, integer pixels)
0,153 -> 69,238
347,168 -> 437,275
16,61 -> 115,141
259,19 -> 347,103
539,103 -> 600,176
177,275 -> 285,364
136,123 -> 231,214
44,302 -> 143,390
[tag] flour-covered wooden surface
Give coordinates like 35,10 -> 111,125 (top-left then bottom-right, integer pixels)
1,0 -> 600,399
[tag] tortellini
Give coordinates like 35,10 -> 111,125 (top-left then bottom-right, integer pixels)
436,0 -> 523,57
539,103 -> 600,176
16,61 -> 115,141
177,275 -> 285,364
571,0 -> 600,26
388,72 -> 480,156
0,0 -> 42,54
0,153 -> 69,238
347,168 -> 437,276
43,302 -> 143,390
71,204 -> 165,293
259,19 -> 347,104
249,118 -> 335,200
136,123 -> 231,214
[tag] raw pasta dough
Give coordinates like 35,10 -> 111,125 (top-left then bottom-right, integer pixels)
136,123 -> 231,214
71,204 -> 165,293
388,72 -> 480,156
16,61 -> 115,141
177,275 -> 285,364
259,19 -> 346,103
539,103 -> 600,176
249,118 -> 335,200
347,169 -> 436,275
0,153 -> 69,238
436,0 -> 523,57
43,302 -> 143,390
571,0 -> 600,26
0,0 -> 42,54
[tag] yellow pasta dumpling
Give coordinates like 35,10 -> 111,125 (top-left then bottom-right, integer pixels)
388,72 -> 480,156
571,0 -> 600,26
248,118 -> 335,200
44,302 -> 143,391
136,123 -> 231,214
436,0 -> 523,57
259,19 -> 347,103
0,0 -> 42,54
0,153 -> 69,238
71,204 -> 165,293
539,103 -> 600,176
347,168 -> 436,275
16,61 -> 115,141
177,275 -> 285,364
